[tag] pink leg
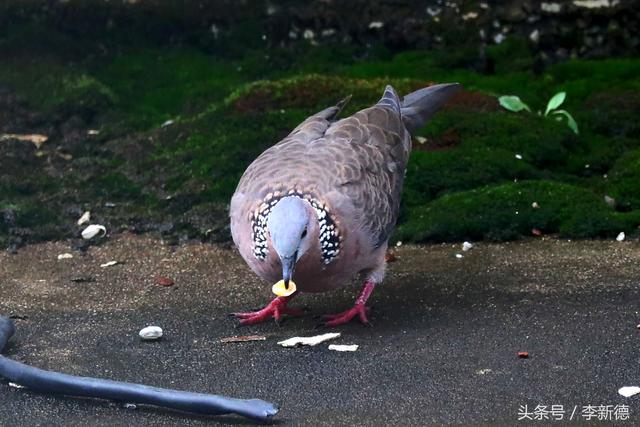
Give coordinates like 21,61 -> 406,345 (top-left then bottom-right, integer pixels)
323,280 -> 376,327
232,295 -> 303,325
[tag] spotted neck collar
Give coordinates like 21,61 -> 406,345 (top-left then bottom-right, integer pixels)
251,190 -> 342,265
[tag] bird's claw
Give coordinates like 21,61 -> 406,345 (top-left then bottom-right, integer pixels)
232,297 -> 302,325
322,304 -> 372,327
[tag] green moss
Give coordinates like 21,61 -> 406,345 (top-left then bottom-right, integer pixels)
423,111 -> 577,168
579,90 -> 640,139
95,48 -> 248,129
0,58 -> 115,118
404,147 -> 540,206
226,74 -> 426,115
607,149 -> 640,210
94,172 -> 143,200
484,37 -> 534,74
396,180 -> 640,242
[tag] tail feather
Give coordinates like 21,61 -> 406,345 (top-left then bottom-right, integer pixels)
401,83 -> 461,133
377,85 -> 401,115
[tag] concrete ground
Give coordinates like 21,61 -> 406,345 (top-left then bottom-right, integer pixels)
0,234 -> 639,426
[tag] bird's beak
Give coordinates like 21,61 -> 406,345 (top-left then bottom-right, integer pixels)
281,253 -> 296,290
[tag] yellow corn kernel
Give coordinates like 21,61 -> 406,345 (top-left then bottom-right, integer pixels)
272,279 -> 297,297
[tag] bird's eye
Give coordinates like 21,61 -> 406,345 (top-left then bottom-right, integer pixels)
301,228 -> 308,238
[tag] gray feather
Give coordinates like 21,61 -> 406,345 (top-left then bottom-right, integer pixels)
401,83 -> 461,134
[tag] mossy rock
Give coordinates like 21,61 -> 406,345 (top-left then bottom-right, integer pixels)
447,112 -> 578,169
607,149 -> 640,210
0,58 -> 115,120
226,74 -> 429,115
396,180 -> 640,242
404,147 -> 540,206
580,90 -> 640,139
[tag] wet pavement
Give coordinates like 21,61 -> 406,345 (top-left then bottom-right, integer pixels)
0,234 -> 639,426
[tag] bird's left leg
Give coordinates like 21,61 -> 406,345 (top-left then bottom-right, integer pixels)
322,280 -> 375,327
322,263 -> 384,327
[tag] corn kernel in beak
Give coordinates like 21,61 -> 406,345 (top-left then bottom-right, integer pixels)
272,279 -> 296,297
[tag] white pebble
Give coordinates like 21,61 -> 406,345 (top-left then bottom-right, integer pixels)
161,119 -> 174,127
414,136 -> 427,144
57,253 -> 73,260
328,344 -> 359,352
455,253 -> 463,259
396,241 -> 403,247
139,326 -> 163,340
515,154 -> 523,160
531,202 -> 539,209
618,386 -> 640,398
8,382 -> 25,389
81,224 -> 106,240
462,241 -> 473,251
77,211 -> 91,226
100,260 -> 118,268
616,232 -> 625,242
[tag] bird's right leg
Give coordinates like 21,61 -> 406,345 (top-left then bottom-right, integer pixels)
232,294 -> 303,325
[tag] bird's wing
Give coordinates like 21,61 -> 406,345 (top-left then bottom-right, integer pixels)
322,90 -> 409,248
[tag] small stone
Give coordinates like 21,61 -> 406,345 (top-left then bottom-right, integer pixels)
515,154 -> 523,160
161,119 -> 174,127
616,232 -> 625,242
529,29 -> 540,43
100,261 -> 118,268
604,195 -> 615,207
77,211 -> 91,226
531,202 -> 540,209
517,351 -> 529,358
139,326 -> 163,341
455,253 -> 463,259
155,276 -> 175,287
81,224 -> 106,240
414,136 -> 427,144
395,241 -> 403,247
57,253 -> 73,260
462,241 -> 473,251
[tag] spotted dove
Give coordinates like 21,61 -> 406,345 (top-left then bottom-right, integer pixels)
230,83 -> 460,326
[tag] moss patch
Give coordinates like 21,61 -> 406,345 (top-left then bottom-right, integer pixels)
396,181 -> 640,242
607,149 -> 640,211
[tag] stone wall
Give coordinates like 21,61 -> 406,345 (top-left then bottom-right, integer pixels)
2,0 -> 639,62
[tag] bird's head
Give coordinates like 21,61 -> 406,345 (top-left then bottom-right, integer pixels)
267,196 -> 314,290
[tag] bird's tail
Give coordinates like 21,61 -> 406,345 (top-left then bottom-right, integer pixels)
400,83 -> 461,134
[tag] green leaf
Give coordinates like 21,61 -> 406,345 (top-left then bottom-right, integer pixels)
552,109 -> 579,134
498,95 -> 531,113
545,91 -> 566,116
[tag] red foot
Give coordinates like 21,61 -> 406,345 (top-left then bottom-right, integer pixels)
233,296 -> 302,325
323,304 -> 371,327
